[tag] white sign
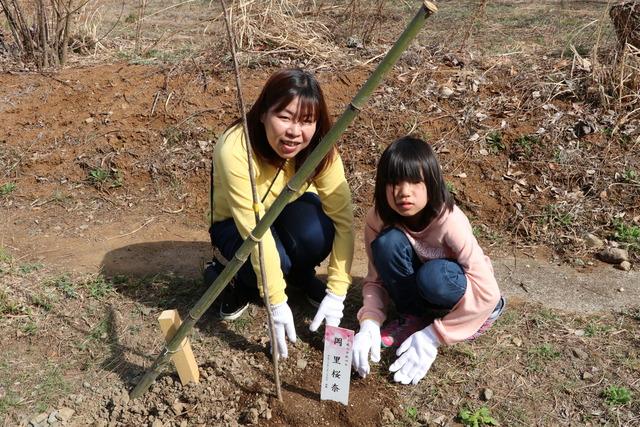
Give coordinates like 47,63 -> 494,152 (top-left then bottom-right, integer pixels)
320,325 -> 354,405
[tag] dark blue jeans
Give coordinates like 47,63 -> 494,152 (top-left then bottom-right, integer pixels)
371,227 -> 467,317
209,192 -> 335,296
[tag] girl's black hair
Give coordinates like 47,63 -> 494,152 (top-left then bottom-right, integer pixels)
374,136 -> 453,227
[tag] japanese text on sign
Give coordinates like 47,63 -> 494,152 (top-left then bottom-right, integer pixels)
320,325 -> 354,405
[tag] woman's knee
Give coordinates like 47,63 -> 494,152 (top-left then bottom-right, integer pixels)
417,259 -> 467,308
275,194 -> 334,262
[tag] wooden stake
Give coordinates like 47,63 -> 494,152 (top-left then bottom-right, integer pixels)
158,310 -> 199,385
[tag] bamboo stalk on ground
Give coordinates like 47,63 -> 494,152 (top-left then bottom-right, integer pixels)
129,0 -> 438,400
220,0 -> 283,401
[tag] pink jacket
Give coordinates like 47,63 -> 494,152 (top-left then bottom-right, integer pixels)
357,205 -> 501,345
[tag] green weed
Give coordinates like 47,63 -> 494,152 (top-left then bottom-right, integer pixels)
79,318 -> 110,350
453,344 -> 478,362
0,290 -> 29,315
514,134 -> 539,158
530,343 -> 561,360
527,342 -> 561,372
0,182 -> 16,196
584,322 -> 612,337
85,276 -> 114,299
622,169 -> 638,183
0,247 -> 11,263
34,365 -> 69,412
21,321 -> 38,335
473,225 -> 502,244
446,181 -> 458,195
162,126 -> 186,145
406,406 -> 418,420
228,315 -> 251,332
552,147 -> 566,164
88,168 -> 123,189
613,219 -> 640,251
486,131 -> 504,153
89,167 -> 109,183
536,307 -> 560,323
47,274 -> 77,298
603,385 -> 632,406
30,293 -> 53,312
540,204 -> 574,228
111,172 -> 123,188
458,406 -> 498,427
18,263 -> 43,275
496,309 -> 517,326
89,319 -> 109,341
0,392 -> 22,415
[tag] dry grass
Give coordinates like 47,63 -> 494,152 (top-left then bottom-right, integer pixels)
227,0 -> 338,65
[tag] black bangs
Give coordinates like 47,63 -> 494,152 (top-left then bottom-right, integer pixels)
383,149 -> 425,185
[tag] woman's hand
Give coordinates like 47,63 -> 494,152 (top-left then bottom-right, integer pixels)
352,319 -> 381,378
389,324 -> 439,385
309,292 -> 345,331
271,301 -> 297,359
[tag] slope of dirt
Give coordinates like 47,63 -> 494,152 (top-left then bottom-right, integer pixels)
1,49 -> 639,427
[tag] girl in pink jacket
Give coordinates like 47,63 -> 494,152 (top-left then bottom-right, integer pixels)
352,136 -> 505,385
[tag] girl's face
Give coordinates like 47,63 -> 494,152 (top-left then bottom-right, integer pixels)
386,180 -> 428,227
261,96 -> 317,160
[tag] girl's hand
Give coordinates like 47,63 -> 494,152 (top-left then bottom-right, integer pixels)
309,292 -> 345,331
389,324 -> 439,385
271,301 -> 297,359
352,319 -> 382,378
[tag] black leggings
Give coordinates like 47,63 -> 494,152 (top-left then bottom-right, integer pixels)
209,192 -> 335,293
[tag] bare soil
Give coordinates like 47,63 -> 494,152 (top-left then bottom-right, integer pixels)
1,1 -> 639,426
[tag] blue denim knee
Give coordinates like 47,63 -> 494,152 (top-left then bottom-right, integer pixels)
371,227 -> 466,313
416,259 -> 467,308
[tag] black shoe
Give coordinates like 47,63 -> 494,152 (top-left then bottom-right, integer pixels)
204,261 -> 249,320
203,261 -> 222,287
305,276 -> 327,308
219,282 -> 250,320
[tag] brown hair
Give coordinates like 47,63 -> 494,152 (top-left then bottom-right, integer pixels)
232,68 -> 335,178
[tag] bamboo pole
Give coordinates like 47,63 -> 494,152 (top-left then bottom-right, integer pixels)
220,0 -> 283,401
130,0 -> 438,400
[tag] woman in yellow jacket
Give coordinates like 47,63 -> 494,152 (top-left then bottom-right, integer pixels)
206,69 -> 355,358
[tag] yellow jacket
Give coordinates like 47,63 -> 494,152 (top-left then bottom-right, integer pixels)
212,124 -> 354,305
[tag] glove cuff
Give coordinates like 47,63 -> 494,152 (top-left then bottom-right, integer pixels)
271,300 -> 290,317
360,319 -> 381,330
325,291 -> 346,303
423,324 -> 441,347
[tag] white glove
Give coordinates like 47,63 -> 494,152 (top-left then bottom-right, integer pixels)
271,301 -> 297,359
389,324 -> 440,385
352,319 -> 381,378
309,292 -> 345,332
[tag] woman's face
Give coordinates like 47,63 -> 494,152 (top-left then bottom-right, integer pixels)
386,180 -> 428,223
262,96 -> 317,160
